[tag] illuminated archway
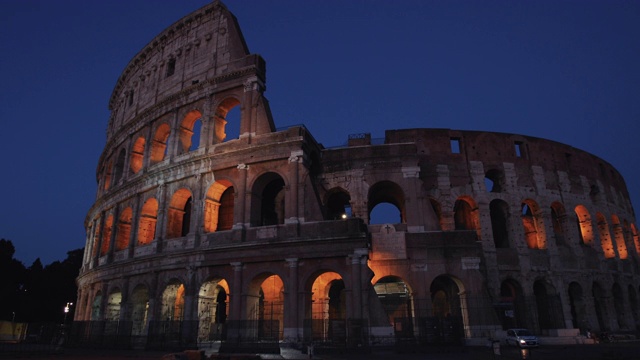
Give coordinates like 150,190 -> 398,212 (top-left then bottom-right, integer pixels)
150,123 -> 171,164
161,281 -> 185,322
429,275 -> 466,343
308,272 -> 345,343
130,136 -> 145,174
204,180 -> 235,233
167,188 -> 193,238
198,278 -> 230,342
373,276 -> 414,338
100,215 -> 114,256
137,198 -> 158,245
131,284 -> 149,336
596,213 -> 615,258
116,207 -> 132,251
575,205 -> 594,245
247,274 -> 284,340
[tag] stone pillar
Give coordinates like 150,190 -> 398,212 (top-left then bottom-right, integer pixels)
119,277 -> 130,321
100,282 -> 109,321
83,286 -> 94,321
93,213 -> 105,267
128,194 -> 141,258
234,164 -> 249,228
351,255 -> 362,320
107,207 -> 120,262
286,151 -> 303,224
155,182 -> 168,251
142,125 -> 154,169
167,110 -> 180,160
284,258 -> 299,342
228,262 -> 243,341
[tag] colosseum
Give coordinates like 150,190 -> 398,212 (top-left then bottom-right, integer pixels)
74,0 -> 640,352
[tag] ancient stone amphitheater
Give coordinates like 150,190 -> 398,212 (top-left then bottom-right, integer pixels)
74,1 -> 640,351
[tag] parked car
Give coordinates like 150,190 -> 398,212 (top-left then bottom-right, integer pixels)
505,328 -> 539,348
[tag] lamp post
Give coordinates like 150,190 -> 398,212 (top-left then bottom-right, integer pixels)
63,302 -> 73,325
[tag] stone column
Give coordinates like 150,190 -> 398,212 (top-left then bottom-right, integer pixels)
351,255 -> 362,320
107,207 -> 120,262
284,258 -> 299,342
93,213 -> 105,267
128,194 -> 141,258
234,164 -> 249,228
286,151 -> 303,224
155,182 -> 168,252
119,277 -> 130,321
228,262 -> 243,341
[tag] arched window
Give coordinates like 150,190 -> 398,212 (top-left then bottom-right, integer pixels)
113,149 -> 126,185
574,205 -> 594,245
167,189 -> 193,238
521,199 -> 545,250
204,180 -> 235,233
325,188 -> 351,220
137,198 -> 158,245
596,212 -> 615,258
213,98 -> 241,143
454,198 -> 475,230
490,199 -> 510,248
368,181 -> 405,225
550,202 -> 566,247
130,136 -> 145,174
103,160 -> 113,191
485,169 -> 504,193
100,215 -> 114,256
115,207 -> 133,251
178,110 -> 203,154
150,123 -> 171,164
611,215 -> 628,259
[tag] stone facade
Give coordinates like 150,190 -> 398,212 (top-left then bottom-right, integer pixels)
76,1 -> 640,349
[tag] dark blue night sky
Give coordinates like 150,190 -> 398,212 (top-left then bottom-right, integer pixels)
1,0 -> 639,265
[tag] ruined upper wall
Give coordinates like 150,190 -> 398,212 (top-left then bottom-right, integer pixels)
106,1 -> 255,137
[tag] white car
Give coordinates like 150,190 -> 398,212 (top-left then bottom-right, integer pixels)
505,328 -> 539,348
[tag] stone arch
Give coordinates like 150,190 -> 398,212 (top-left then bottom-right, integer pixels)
103,159 -> 113,191
246,273 -> 285,340
612,283 -> 626,330
521,199 -> 546,249
368,180 -> 405,224
150,123 -> 171,164
198,277 -> 230,342
568,282 -> 588,332
203,180 -> 235,233
106,287 -> 122,321
592,282 -> 607,332
91,291 -> 103,321
628,285 -> 640,331
631,223 -> 640,256
373,275 -> 415,339
100,214 -> 114,256
429,275 -> 467,344
533,279 -> 564,331
611,215 -> 628,259
574,205 -> 594,245
130,284 -> 150,336
161,279 -> 186,321
213,97 -> 241,143
178,110 -> 203,154
596,212 -> 615,258
490,199 -> 510,248
250,172 -> 286,226
113,148 -> 126,185
484,168 -> 504,193
306,271 -> 346,342
115,207 -> 132,251
454,196 -> 480,236
130,136 -> 145,174
499,279 -> 527,330
325,187 -> 351,220
550,201 -> 567,247
137,198 -> 158,245
167,188 -> 193,239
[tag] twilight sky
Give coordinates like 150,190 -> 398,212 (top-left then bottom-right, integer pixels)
1,0 -> 639,266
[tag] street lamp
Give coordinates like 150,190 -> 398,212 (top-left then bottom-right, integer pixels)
63,302 -> 73,325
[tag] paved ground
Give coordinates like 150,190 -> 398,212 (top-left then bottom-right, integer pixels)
1,342 -> 639,360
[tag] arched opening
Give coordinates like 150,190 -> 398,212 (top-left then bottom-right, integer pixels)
499,280 -> 527,330
568,282 -> 587,333
150,123 -> 171,164
325,188 -> 351,220
116,207 -> 132,251
368,181 -> 405,224
198,278 -> 229,342
106,289 -> 122,321
91,292 -> 103,321
167,189 -> 193,239
490,199 -> 510,248
533,279 -> 564,331
204,180 -> 235,233
430,198 -> 444,230
131,285 -> 149,336
550,202 -> 567,247
251,173 -> 285,226
100,215 -> 114,256
454,198 -> 475,231
485,169 -> 504,193
596,213 -> 615,258
130,136 -> 145,174
373,276 -> 414,339
161,281 -> 185,322
574,205 -> 594,245
103,160 -> 113,191
213,98 -> 241,143
628,285 -> 640,331
113,149 -> 126,185
428,275 -> 466,344
137,198 -> 158,245
178,110 -> 203,154
521,200 -> 546,250
247,274 -> 284,341
308,272 -> 346,343
631,224 -> 640,256
612,283 -> 626,330
592,282 -> 608,332
611,215 -> 628,259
